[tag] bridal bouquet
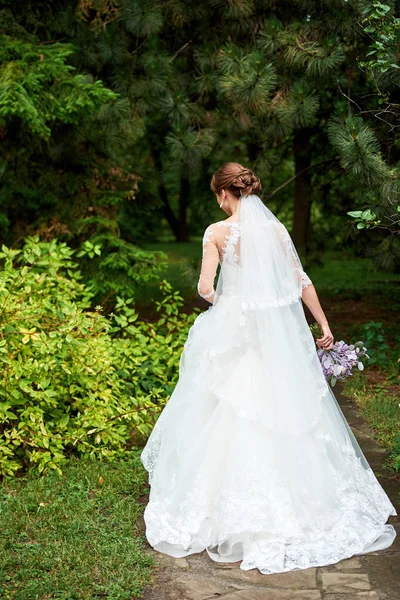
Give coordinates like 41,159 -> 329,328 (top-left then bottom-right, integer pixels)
310,323 -> 370,387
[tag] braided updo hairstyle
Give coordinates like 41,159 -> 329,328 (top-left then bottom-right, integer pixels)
210,162 -> 262,198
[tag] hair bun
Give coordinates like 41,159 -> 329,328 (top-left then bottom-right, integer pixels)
235,169 -> 262,196
210,162 -> 262,197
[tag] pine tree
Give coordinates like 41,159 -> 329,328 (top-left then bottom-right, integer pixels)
0,3 -> 165,303
0,4 -> 136,242
2,0 -> 400,268
68,0 -> 379,250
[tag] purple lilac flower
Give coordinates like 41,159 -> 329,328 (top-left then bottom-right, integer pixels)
317,341 -> 370,387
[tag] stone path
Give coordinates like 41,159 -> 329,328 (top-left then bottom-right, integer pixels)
140,388 -> 400,600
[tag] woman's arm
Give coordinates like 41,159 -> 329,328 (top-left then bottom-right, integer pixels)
276,223 -> 334,350
197,225 -> 219,304
301,284 -> 334,350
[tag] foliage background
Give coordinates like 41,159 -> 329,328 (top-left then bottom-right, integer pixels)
1,0 -> 399,262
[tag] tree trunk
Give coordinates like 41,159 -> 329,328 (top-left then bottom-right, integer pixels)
178,176 -> 190,242
291,129 -> 313,254
158,181 -> 180,241
151,150 -> 182,241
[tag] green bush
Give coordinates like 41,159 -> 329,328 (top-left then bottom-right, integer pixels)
76,219 -> 168,305
393,432 -> 400,471
359,321 -> 391,367
112,280 -> 200,400
0,237 -> 198,477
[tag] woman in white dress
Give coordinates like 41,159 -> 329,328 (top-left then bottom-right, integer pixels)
141,162 -> 397,574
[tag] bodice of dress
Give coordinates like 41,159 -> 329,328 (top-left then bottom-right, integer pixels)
197,218 -> 313,303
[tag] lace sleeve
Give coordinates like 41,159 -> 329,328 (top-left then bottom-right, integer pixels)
197,225 -> 219,302
278,223 -> 313,290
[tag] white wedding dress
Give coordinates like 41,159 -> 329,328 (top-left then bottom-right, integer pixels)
141,195 -> 397,574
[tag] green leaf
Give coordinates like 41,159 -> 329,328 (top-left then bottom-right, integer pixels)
59,414 -> 70,428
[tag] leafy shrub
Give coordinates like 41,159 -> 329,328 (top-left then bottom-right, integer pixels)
359,321 -> 390,366
111,281 -> 200,400
76,218 -> 168,305
0,237 -> 198,477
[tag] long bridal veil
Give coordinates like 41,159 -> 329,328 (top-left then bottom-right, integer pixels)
214,193 -> 349,437
141,193 -> 396,574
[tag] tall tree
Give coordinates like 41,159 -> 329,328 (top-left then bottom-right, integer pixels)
69,0 -> 368,250
2,0 -> 399,269
0,3 -> 167,303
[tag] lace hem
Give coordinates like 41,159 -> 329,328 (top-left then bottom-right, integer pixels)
142,445 -> 397,574
301,271 -> 312,289
144,505 -> 396,574
240,292 -> 302,310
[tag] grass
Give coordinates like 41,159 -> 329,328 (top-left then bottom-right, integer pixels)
306,250 -> 400,296
138,242 -> 400,306
343,366 -> 400,470
0,450 -> 153,600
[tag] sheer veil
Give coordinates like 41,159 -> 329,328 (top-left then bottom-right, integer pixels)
216,193 -> 311,310
211,193 -> 366,452
211,192 -> 327,436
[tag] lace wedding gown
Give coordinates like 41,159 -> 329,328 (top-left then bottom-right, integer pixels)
141,214 -> 397,575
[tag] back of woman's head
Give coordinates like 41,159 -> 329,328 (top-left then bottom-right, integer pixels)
210,162 -> 262,197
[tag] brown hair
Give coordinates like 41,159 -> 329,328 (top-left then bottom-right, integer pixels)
210,162 -> 262,197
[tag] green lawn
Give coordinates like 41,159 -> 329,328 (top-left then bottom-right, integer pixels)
0,450 -> 153,600
305,250 -> 400,296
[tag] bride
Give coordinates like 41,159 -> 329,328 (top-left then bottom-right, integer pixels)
140,162 -> 397,574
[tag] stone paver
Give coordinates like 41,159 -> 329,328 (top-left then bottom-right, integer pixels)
204,565 -> 318,588
156,556 -> 189,569
334,557 -> 363,570
214,591 -> 321,600
325,594 -> 381,600
172,576 -> 231,600
321,572 -> 371,593
140,387 -> 399,600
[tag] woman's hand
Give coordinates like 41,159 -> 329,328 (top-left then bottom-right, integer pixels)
301,286 -> 333,349
316,323 -> 334,350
